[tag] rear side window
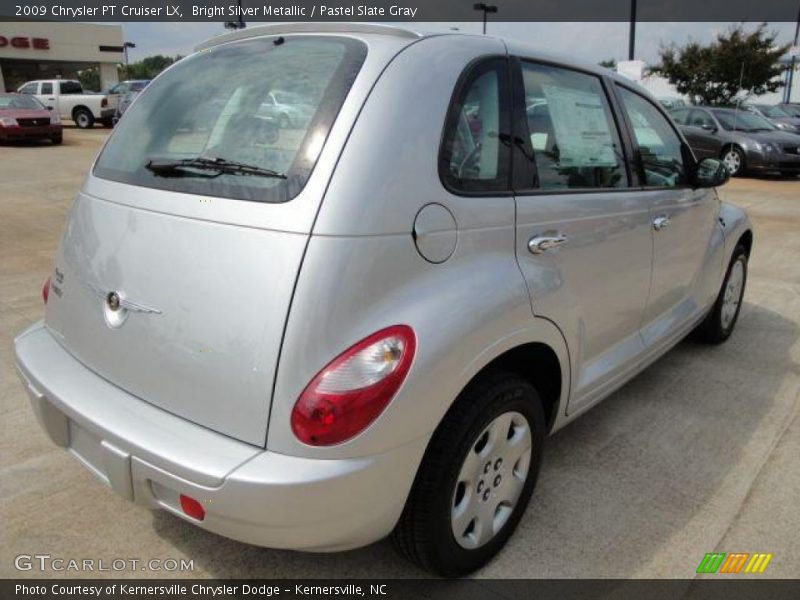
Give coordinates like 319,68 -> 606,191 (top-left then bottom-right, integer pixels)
59,81 -> 82,94
40,82 -> 53,95
518,62 -> 626,190
94,36 -> 366,203
439,58 -> 511,194
670,108 -> 690,125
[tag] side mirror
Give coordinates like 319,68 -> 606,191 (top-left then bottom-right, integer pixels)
693,158 -> 730,188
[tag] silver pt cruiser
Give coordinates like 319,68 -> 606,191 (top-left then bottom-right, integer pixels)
14,23 -> 752,576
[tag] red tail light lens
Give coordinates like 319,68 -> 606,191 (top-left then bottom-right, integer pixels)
42,276 -> 51,304
291,325 -> 416,446
179,494 -> 205,521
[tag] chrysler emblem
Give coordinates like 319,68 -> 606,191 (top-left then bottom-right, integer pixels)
106,292 -> 121,311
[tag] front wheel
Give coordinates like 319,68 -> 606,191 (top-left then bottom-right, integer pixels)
392,370 -> 545,576
721,146 -> 745,177
694,244 -> 748,344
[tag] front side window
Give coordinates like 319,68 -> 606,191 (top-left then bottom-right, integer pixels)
94,36 -> 366,203
519,62 -> 626,190
18,83 -> 38,94
440,58 -> 510,193
617,86 -> 686,188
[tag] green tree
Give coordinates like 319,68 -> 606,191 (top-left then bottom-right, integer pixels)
77,67 -> 101,91
119,55 -> 183,80
652,24 -> 789,106
598,59 -> 617,70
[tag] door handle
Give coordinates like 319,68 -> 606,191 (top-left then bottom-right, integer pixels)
653,216 -> 671,231
528,232 -> 568,254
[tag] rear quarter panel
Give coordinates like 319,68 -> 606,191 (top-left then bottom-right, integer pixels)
267,35 -> 570,460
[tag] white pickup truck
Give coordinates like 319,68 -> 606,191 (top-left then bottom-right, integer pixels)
17,80 -> 110,129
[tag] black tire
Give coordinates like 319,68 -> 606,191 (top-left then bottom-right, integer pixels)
51,135 -> 63,145
392,369 -> 545,576
73,108 -> 94,129
720,145 -> 746,177
694,244 -> 748,344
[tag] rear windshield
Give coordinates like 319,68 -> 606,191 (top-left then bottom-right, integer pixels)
0,95 -> 45,110
94,36 -> 367,203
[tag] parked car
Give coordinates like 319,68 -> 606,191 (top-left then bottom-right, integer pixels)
671,106 -> 800,177
15,24 -> 752,577
743,103 -> 800,134
0,93 -> 62,144
17,79 -> 109,129
103,80 -> 151,123
112,91 -> 140,125
777,103 -> 800,118
257,89 -> 315,128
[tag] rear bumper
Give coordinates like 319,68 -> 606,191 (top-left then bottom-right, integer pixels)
0,124 -> 61,140
14,321 -> 424,551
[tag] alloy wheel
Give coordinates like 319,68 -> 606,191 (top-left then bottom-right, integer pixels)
723,149 -> 741,175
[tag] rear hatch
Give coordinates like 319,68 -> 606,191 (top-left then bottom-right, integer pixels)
43,32 -> 386,446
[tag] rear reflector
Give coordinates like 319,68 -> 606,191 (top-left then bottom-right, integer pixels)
179,494 -> 205,521
42,276 -> 51,304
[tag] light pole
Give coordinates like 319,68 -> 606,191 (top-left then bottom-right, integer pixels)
785,2 -> 800,103
224,0 -> 246,30
473,3 -> 498,35
123,41 -> 136,67
628,0 -> 637,60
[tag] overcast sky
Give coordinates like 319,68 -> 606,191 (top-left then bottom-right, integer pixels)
119,21 -> 798,65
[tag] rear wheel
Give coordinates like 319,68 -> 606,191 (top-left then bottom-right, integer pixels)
694,244 -> 748,344
392,370 -> 545,576
721,146 -> 745,177
73,108 -> 94,129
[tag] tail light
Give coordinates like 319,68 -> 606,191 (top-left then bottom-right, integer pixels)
42,276 -> 51,304
291,325 -> 416,446
101,98 -> 108,108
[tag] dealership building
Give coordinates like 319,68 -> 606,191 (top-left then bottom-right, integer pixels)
0,22 -> 123,92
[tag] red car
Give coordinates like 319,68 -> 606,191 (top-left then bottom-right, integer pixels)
0,93 -> 62,144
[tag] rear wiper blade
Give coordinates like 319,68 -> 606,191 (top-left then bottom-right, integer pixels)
145,156 -> 287,179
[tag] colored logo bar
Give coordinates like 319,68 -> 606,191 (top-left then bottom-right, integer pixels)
696,553 -> 773,574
